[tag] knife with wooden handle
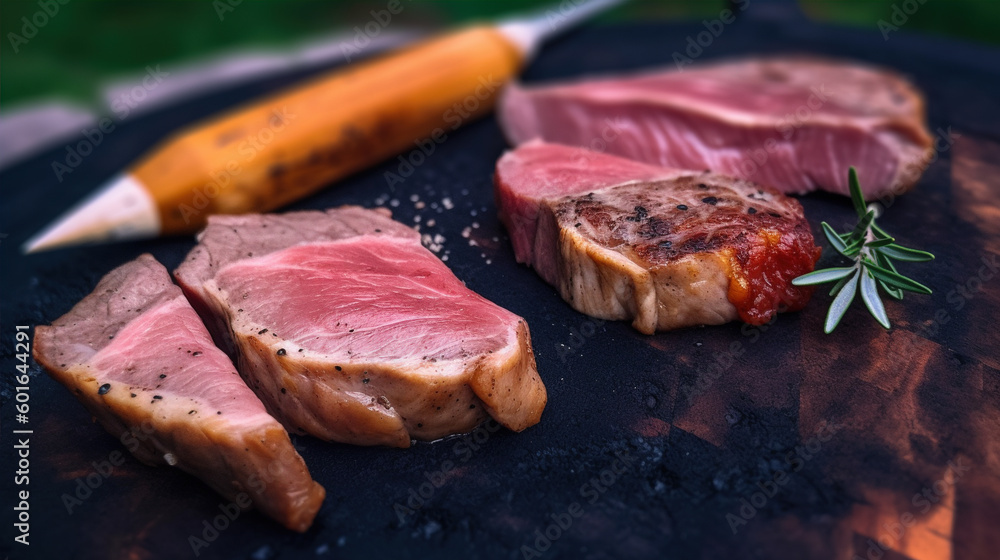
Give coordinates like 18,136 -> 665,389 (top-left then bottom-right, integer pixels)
24,0 -> 624,253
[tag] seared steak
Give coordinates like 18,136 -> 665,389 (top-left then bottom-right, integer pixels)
174,207 -> 546,448
494,141 -> 820,333
499,56 -> 933,199
33,254 -> 325,532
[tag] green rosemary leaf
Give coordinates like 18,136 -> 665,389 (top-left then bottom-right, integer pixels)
871,222 -> 892,239
860,271 -> 890,329
877,251 -> 899,273
842,238 -> 864,257
825,269 -> 859,333
878,280 -> 905,300
792,267 -> 856,286
865,236 -> 895,248
845,210 -> 876,246
864,261 -> 932,294
874,253 -> 904,300
848,167 -> 867,219
830,275 -> 851,296
870,224 -> 892,240
877,244 -> 936,262
799,168 -> 933,334
821,222 -> 848,255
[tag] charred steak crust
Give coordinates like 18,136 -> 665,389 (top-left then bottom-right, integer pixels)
33,254 -> 325,532
495,142 -> 820,333
174,207 -> 547,448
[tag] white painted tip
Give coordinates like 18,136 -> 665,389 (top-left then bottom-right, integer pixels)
23,174 -> 160,253
496,0 -> 626,59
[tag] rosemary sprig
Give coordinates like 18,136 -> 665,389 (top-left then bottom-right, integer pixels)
792,167 -> 934,333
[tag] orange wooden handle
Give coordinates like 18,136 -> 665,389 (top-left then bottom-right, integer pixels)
133,26 -> 524,235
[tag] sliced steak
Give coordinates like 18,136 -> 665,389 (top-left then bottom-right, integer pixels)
495,141 -> 820,333
174,207 -> 546,448
33,254 -> 325,532
499,56 -> 933,199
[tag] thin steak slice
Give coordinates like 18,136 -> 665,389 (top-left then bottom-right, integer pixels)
499,56 -> 933,199
33,254 -> 325,532
174,207 -> 546,448
494,141 -> 820,334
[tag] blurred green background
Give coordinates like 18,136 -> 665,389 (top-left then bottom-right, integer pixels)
1,0 -> 998,110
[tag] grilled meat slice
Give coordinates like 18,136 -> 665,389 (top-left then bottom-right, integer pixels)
34,254 -> 325,532
499,56 -> 933,199
174,207 -> 546,448
495,141 -> 820,333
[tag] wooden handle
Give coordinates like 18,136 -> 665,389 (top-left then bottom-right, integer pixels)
133,26 -> 524,235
